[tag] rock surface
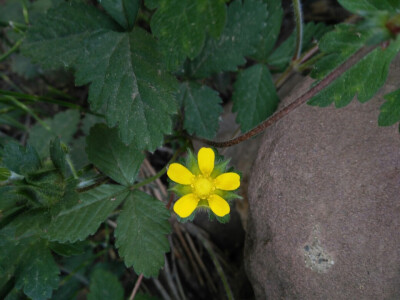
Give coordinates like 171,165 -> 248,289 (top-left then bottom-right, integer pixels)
245,57 -> 400,299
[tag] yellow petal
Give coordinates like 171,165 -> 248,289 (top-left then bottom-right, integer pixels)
167,163 -> 194,185
208,194 -> 230,217
173,193 -> 199,218
215,172 -> 240,190
198,147 -> 214,176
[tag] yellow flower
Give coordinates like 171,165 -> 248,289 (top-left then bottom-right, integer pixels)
167,147 -> 240,218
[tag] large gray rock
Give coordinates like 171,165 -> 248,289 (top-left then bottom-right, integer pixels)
245,58 -> 400,299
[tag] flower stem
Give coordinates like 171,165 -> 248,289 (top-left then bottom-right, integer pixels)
194,45 -> 377,148
292,0 -> 303,61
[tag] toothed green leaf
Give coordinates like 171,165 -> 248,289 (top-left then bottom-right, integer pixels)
45,185 -> 128,242
232,64 -> 279,132
86,124 -> 145,186
151,0 -> 227,69
186,0 -> 267,78
178,82 -> 223,139
115,190 -> 170,277
379,89 -> 400,126
309,38 -> 400,108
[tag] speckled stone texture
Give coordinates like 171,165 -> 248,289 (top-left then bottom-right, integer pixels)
245,57 -> 400,299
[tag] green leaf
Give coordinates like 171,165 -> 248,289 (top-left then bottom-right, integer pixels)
0,186 -> 27,212
151,0 -> 226,69
186,0 -> 267,78
14,239 -> 59,300
21,1 -> 118,70
232,64 -> 279,132
24,169 -> 68,207
268,22 -> 330,71
75,28 -> 179,150
251,0 -> 283,61
45,185 -> 129,242
82,114 -> 103,136
87,269 -> 124,300
115,190 -> 171,277
86,124 -> 145,186
99,0 -> 140,29
311,24 -> 371,80
23,2 -> 179,150
28,110 -> 80,158
48,241 -> 86,257
337,0 -> 400,13
379,89 -> 400,126
177,82 -> 223,139
309,38 -> 400,108
50,137 -> 67,177
0,167 -> 11,181
2,142 -> 42,175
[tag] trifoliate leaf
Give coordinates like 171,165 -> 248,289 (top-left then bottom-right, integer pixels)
2,142 -> 42,175
87,269 -> 124,300
99,0 -> 140,30
178,82 -> 223,139
311,24 -> 371,80
23,2 -> 179,150
75,28 -> 178,150
186,0 -> 267,78
232,64 -> 279,132
251,0 -> 283,61
28,110 -> 80,158
309,38 -> 400,108
268,22 -> 331,71
46,185 -> 129,242
379,89 -> 400,126
151,0 -> 226,69
14,239 -> 59,300
21,1 -> 118,70
337,0 -> 400,13
86,124 -> 145,186
115,190 -> 171,277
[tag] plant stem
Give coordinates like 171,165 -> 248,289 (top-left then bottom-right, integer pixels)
66,155 -> 78,179
1,95 -> 50,130
0,39 -> 23,63
194,45 -> 377,148
129,274 -> 144,300
0,89 -> 104,117
292,0 -> 303,61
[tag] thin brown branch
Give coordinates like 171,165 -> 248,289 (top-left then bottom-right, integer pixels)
193,45 -> 377,148
129,274 -> 144,300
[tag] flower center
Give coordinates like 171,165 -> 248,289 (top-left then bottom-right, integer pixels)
192,175 -> 215,199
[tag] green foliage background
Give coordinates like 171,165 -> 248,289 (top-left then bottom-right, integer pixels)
0,0 -> 400,298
